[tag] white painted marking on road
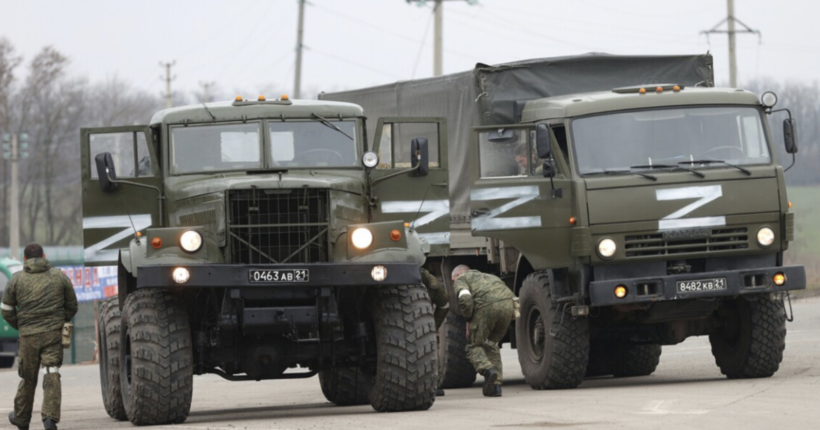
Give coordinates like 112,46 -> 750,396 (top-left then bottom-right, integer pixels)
638,400 -> 709,415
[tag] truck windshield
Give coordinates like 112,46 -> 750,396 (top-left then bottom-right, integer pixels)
171,122 -> 262,174
572,106 -> 771,175
268,120 -> 358,168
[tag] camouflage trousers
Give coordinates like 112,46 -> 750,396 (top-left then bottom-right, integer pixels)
15,330 -> 63,425
466,300 -> 514,386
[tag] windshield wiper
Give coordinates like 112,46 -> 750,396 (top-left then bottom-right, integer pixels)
311,113 -> 353,140
596,169 -> 657,181
629,164 -> 706,178
678,159 -> 751,176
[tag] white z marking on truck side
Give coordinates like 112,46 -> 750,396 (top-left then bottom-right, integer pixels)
381,199 -> 450,244
471,186 -> 541,231
656,185 -> 724,230
83,215 -> 152,263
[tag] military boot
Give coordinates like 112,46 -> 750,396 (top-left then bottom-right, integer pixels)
490,384 -> 502,397
482,368 -> 499,397
436,387 -> 445,396
7,412 -> 29,430
43,418 -> 57,430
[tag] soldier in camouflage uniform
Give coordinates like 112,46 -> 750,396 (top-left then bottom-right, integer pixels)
1,244 -> 78,430
451,264 -> 515,397
420,267 -> 449,396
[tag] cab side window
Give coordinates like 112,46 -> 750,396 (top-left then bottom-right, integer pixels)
479,128 -> 527,177
376,122 -> 440,169
90,131 -> 154,179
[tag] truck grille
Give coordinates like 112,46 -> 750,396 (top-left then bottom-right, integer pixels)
625,227 -> 748,258
228,189 -> 329,264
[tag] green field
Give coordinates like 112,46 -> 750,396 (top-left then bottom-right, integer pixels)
785,185 -> 820,290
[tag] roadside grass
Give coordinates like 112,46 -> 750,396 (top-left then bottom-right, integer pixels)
785,185 -> 820,290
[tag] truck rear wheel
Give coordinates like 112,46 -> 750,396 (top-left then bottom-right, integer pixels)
98,297 -> 127,421
120,289 -> 193,425
710,295 -> 786,379
369,285 -> 437,412
319,366 -> 374,406
611,344 -> 662,377
516,273 -> 589,389
439,313 -> 477,388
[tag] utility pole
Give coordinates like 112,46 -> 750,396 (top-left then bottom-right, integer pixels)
701,0 -> 760,87
407,0 -> 477,77
294,0 -> 306,99
160,61 -> 176,108
199,81 -> 215,103
2,133 -> 29,260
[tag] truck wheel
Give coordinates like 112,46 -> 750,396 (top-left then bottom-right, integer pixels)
370,285 -> 437,412
611,344 -> 662,377
439,313 -> 477,388
709,295 -> 786,379
516,273 -> 589,389
319,367 -> 374,406
120,289 -> 193,425
98,297 -> 127,421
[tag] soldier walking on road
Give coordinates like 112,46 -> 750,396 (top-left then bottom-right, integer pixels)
1,243 -> 78,430
420,267 -> 450,396
451,264 -> 516,397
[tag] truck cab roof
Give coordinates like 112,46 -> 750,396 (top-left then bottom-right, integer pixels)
521,87 -> 763,123
149,99 -> 365,126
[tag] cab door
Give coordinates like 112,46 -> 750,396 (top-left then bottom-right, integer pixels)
370,117 -> 450,256
469,123 -> 575,269
80,126 -> 163,266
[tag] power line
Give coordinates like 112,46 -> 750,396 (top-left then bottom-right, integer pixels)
701,0 -> 761,87
406,0 -> 477,77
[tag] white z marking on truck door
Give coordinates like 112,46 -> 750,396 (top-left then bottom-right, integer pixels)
382,200 -> 450,244
471,186 -> 541,231
656,185 -> 724,230
83,215 -> 152,263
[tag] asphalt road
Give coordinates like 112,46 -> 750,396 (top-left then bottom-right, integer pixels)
2,297 -> 819,430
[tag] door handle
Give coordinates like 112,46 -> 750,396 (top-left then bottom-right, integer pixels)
471,208 -> 490,217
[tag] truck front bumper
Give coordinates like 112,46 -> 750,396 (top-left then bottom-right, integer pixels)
136,262 -> 421,289
589,265 -> 805,307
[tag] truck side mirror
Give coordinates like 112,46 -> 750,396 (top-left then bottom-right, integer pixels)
784,118 -> 798,154
411,137 -> 429,177
535,123 -> 551,159
542,160 -> 555,178
95,152 -> 119,193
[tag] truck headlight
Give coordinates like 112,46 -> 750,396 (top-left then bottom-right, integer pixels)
180,230 -> 203,253
351,227 -> 373,249
757,227 -> 775,247
362,151 -> 379,168
597,238 -> 617,259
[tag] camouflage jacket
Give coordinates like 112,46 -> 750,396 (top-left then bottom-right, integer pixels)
454,270 -> 515,321
0,258 -> 78,336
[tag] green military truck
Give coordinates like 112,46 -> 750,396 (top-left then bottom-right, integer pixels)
0,257 -> 23,368
82,97 -> 449,425
321,53 -> 806,389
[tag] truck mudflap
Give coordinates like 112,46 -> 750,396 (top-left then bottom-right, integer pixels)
135,262 -> 421,288
589,265 -> 805,307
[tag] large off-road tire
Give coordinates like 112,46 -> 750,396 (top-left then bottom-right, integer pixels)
709,294 -> 786,379
98,297 -> 127,421
585,341 -> 613,378
369,284 -> 437,412
120,289 -> 193,425
611,344 -> 662,377
319,366 -> 374,406
439,313 -> 477,388
516,273 -> 589,389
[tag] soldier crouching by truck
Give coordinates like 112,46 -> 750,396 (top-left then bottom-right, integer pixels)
2,243 -> 78,430
452,265 -> 516,397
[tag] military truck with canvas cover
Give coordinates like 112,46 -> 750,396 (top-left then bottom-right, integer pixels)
82,97 -> 448,425
321,54 -> 806,389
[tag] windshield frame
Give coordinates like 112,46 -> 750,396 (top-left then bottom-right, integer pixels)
164,117 -> 363,176
567,104 -> 775,177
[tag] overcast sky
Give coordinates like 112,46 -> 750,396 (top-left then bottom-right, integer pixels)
3,0 -> 819,100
